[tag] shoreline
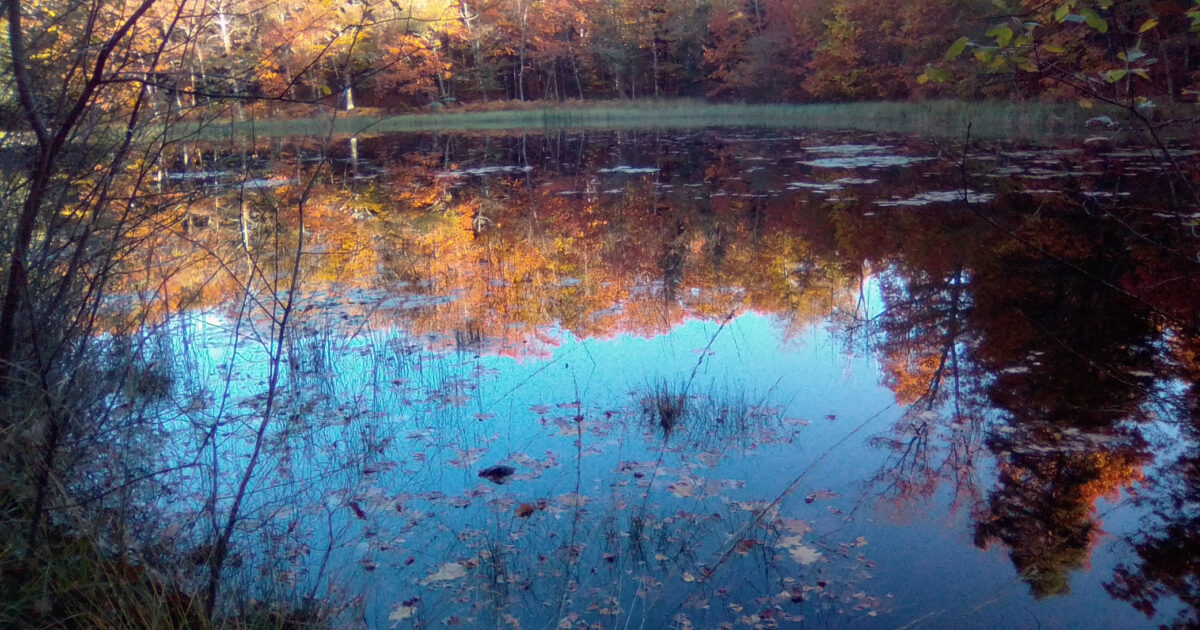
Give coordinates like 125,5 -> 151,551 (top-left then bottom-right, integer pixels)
178,99 -> 1183,142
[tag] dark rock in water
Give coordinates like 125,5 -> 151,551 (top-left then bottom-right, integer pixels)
478,465 -> 516,484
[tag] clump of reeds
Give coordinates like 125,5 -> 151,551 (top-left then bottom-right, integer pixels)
640,380 -> 688,437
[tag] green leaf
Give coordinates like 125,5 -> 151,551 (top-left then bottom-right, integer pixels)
986,24 -> 1014,47
920,66 -> 951,83
1102,69 -> 1127,83
1121,48 -> 1146,62
1081,9 -> 1109,33
1138,18 -> 1158,33
945,37 -> 969,60
1131,69 -> 1151,80
1054,3 -> 1071,22
1043,44 -> 1066,53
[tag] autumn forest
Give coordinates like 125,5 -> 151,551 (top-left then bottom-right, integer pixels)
5,0 -> 1200,118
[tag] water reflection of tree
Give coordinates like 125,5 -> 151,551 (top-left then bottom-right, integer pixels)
839,184 -> 1195,605
1106,343 -> 1200,629
975,427 -> 1149,598
865,264 -> 988,518
962,203 -> 1168,599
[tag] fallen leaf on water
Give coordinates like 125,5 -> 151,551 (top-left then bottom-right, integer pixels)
779,518 -> 812,535
516,503 -> 536,518
668,481 -> 696,498
788,545 -> 822,565
734,539 -> 758,554
778,535 -> 823,565
558,493 -> 588,507
804,490 -> 839,504
389,604 -> 416,622
419,562 -> 468,585
682,572 -> 696,582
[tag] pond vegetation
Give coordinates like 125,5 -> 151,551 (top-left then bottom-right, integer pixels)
188,100 -> 1141,141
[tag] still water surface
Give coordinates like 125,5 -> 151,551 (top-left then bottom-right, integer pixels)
135,128 -> 1200,629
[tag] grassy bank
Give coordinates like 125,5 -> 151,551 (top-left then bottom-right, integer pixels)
181,99 -> 1147,141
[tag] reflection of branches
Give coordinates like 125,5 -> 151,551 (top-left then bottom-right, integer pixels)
869,405 -> 985,520
1105,387 -> 1200,629
860,261 -> 987,518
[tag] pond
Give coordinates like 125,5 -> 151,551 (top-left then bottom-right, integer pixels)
123,127 -> 1200,629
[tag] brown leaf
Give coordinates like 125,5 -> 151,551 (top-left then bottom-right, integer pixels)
516,502 -> 536,518
734,539 -> 758,554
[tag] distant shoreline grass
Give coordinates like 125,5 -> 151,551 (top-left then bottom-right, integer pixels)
179,99 -> 1167,142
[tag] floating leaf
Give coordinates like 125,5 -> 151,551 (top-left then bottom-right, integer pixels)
389,604 -> 416,622
558,492 -> 588,506
777,534 -> 822,565
734,539 -> 759,554
682,572 -> 696,582
420,562 -> 468,585
804,489 -> 839,503
668,480 -> 696,498
945,37 -> 969,61
779,518 -> 813,535
788,544 -> 823,565
516,502 -> 536,518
